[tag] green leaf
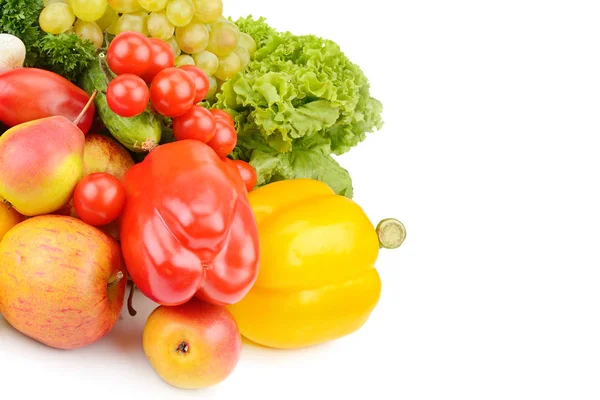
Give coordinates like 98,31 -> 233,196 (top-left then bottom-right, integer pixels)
248,147 -> 353,198
35,33 -> 97,82
233,134 -> 353,198
0,1 -> 97,81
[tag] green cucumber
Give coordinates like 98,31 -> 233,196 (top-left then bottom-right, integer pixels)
79,53 -> 162,153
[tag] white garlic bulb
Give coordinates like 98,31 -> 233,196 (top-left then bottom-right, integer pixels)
0,34 -> 26,73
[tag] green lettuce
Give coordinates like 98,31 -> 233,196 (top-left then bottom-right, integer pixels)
210,16 -> 384,197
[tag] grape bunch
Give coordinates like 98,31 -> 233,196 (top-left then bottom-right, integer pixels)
38,0 -> 256,101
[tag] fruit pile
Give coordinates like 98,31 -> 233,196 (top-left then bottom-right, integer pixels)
38,0 -> 253,101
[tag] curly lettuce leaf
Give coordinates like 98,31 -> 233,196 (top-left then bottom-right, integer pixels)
215,18 -> 384,156
210,16 -> 384,197
231,15 -> 276,49
231,135 -> 353,197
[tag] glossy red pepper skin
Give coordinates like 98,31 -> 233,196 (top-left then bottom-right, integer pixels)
118,140 -> 260,307
0,68 -> 95,134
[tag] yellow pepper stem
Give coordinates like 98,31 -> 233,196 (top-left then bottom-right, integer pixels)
376,218 -> 406,249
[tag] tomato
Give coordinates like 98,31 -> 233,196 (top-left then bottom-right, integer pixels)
150,67 -> 196,118
106,74 -> 150,117
141,39 -> 175,83
206,120 -> 238,158
106,32 -> 152,76
210,109 -> 235,127
178,65 -> 210,103
73,173 -> 126,227
231,160 -> 257,192
173,105 -> 217,143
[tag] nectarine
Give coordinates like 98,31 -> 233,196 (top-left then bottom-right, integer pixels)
143,298 -> 242,389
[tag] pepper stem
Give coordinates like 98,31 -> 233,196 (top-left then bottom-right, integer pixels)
376,218 -> 406,249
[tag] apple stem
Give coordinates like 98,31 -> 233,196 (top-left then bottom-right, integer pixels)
73,90 -> 98,127
127,281 -> 137,317
107,271 -> 124,289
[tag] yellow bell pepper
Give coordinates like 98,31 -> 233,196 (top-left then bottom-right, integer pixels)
227,179 -> 405,349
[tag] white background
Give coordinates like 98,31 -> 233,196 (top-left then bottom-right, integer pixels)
1,0 -> 600,399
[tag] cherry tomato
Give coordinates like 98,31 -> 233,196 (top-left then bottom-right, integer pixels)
178,65 -> 210,103
150,67 -> 196,118
106,32 -> 152,76
206,119 -> 237,158
210,108 -> 235,127
173,105 -> 217,143
231,160 -> 257,192
141,38 -> 175,83
106,74 -> 150,117
73,173 -> 126,227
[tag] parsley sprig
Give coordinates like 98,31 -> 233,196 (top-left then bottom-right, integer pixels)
0,0 -> 97,82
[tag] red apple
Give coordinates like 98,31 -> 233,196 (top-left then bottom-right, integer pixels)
0,215 -> 127,350
143,298 -> 242,389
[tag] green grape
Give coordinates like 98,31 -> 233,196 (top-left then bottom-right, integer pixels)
175,21 -> 209,54
108,0 -> 142,13
70,0 -> 107,22
138,0 -> 168,11
215,77 -> 225,93
237,32 -> 257,57
193,0 -> 222,24
206,20 -> 239,57
175,54 -> 195,67
233,46 -> 250,70
74,20 -> 104,48
214,52 -> 240,81
205,75 -> 217,100
107,18 -> 120,35
192,51 -> 218,76
114,12 -> 150,35
96,5 -> 119,31
166,0 -> 195,27
165,36 -> 182,57
147,12 -> 175,40
39,3 -> 76,35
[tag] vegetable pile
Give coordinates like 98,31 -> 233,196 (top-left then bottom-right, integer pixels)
0,0 -> 405,392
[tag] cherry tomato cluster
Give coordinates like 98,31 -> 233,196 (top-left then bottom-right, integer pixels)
103,32 -> 256,193
106,31 -> 210,120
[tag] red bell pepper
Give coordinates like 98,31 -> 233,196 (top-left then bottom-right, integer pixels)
118,140 -> 260,307
0,68 -> 95,134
